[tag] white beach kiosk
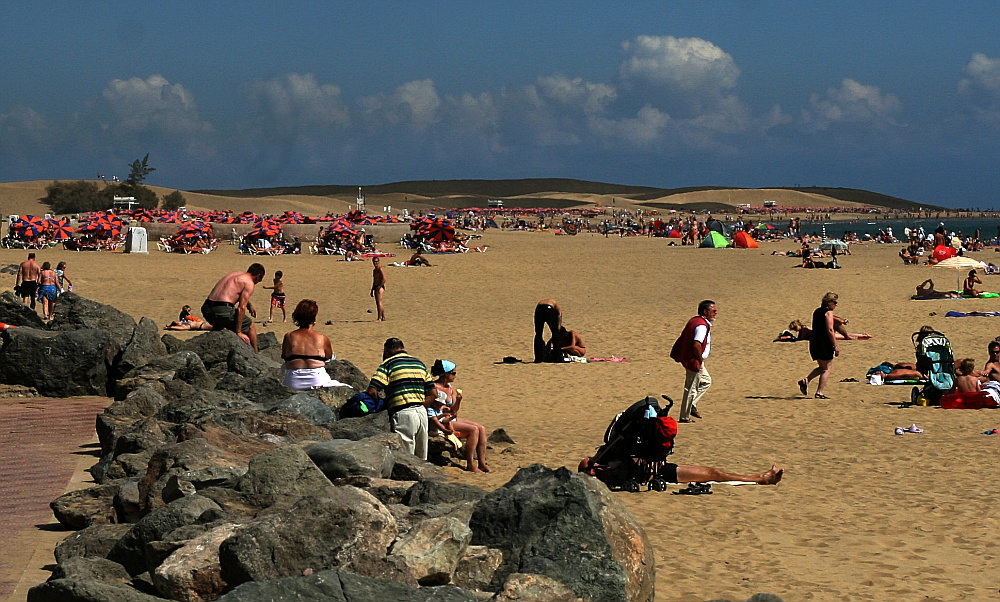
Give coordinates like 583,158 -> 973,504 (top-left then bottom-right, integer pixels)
116,196 -> 148,254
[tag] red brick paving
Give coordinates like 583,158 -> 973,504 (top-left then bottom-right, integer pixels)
0,397 -> 109,599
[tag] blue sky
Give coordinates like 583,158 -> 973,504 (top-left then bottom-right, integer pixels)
3,2 -> 1000,207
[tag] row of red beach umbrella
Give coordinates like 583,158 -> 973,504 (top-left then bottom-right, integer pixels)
10,215 -> 83,240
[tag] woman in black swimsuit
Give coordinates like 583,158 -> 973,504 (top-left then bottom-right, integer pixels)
798,292 -> 840,399
281,299 -> 337,390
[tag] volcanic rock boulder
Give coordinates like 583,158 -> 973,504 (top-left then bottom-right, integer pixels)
0,327 -> 112,396
47,292 -> 137,353
262,392 -> 336,425
0,290 -> 45,327
27,577 -> 165,602
107,494 -> 223,576
387,516 -> 472,586
117,351 -> 216,396
218,487 -> 397,586
115,317 -> 168,380
469,464 -> 655,602
213,568 -> 480,601
230,444 -> 334,510
50,481 -> 123,528
54,524 -> 133,563
304,439 -> 395,480
152,522 -> 241,602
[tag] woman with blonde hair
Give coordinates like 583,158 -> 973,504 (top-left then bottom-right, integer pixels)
798,292 -> 840,399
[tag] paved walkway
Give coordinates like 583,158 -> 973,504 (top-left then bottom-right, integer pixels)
0,396 -> 110,601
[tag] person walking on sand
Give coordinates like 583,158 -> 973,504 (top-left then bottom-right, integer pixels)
533,299 -> 562,362
798,292 -> 840,399
263,270 -> 286,324
15,253 -> 41,309
670,300 -> 716,423
371,257 -> 386,321
201,263 -> 265,352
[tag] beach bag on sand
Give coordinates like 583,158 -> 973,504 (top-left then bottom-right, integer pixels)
339,392 -> 386,418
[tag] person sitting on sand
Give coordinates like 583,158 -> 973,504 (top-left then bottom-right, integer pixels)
963,270 -> 984,297
914,279 -> 961,299
578,457 -> 783,488
406,248 -> 432,266
955,358 -> 982,393
800,242 -> 815,269
788,319 -> 872,341
899,245 -> 920,265
983,342 -> 1000,382
426,359 -> 490,473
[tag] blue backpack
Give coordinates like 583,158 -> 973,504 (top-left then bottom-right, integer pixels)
340,392 -> 386,418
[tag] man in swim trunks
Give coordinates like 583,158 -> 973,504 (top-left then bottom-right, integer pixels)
371,257 -> 386,321
15,253 -> 40,310
263,270 -> 286,323
201,263 -> 265,351
533,299 -> 562,362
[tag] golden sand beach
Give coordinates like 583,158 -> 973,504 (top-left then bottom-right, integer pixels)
2,184 -> 1000,601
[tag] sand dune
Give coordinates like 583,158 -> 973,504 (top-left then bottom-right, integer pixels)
0,180 -> 874,221
3,227 -> 999,600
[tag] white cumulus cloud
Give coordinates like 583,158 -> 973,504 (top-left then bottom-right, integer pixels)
0,105 -> 54,147
802,78 -> 902,130
250,73 -> 350,130
959,53 -> 1000,96
536,74 -> 616,114
359,79 -> 441,132
589,105 -> 670,145
620,35 -> 740,95
101,74 -> 212,139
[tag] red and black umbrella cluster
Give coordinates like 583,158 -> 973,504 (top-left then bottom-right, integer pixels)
410,217 -> 455,243
77,213 -> 125,238
10,215 -> 45,239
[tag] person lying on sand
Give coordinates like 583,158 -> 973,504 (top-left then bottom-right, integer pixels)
579,457 -> 783,487
914,279 -> 961,299
788,319 -> 872,341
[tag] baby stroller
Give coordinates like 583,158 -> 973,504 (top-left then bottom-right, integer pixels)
588,395 -> 677,492
911,329 -> 955,406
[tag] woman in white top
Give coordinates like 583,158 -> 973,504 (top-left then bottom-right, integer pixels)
426,359 -> 490,472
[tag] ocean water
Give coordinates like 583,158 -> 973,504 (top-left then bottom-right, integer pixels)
760,217 -> 1000,241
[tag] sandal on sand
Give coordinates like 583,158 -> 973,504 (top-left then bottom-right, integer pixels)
814,393 -> 830,399
673,483 -> 712,496
798,379 -> 808,396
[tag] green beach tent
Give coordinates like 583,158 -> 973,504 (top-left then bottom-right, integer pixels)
699,231 -> 729,248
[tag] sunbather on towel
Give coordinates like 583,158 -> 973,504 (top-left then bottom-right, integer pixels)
788,319 -> 872,341
578,457 -> 783,487
914,279 -> 961,299
963,270 -> 985,297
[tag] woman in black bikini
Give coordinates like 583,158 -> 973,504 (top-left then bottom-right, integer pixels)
798,292 -> 840,399
281,299 -> 342,390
